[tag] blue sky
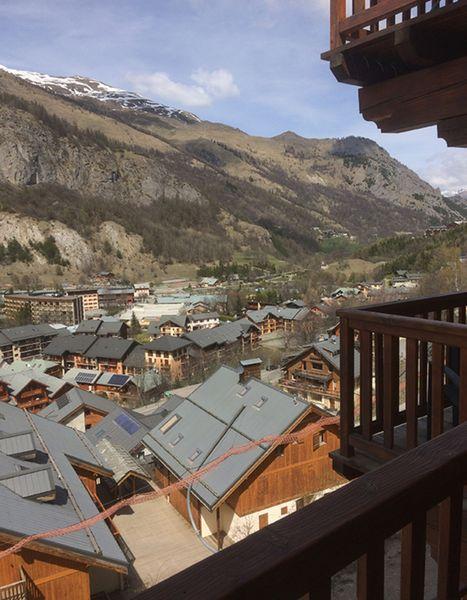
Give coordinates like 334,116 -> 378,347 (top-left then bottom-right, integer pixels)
1,0 -> 465,193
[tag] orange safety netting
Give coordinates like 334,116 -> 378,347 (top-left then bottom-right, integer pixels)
0,416 -> 338,560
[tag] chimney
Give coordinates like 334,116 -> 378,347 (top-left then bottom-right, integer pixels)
239,358 -> 263,382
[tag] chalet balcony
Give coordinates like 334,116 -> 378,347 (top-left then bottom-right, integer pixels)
322,0 -> 467,146
334,291 -> 467,476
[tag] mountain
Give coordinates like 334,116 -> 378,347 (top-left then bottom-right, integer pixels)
0,65 -> 459,285
0,65 -> 200,123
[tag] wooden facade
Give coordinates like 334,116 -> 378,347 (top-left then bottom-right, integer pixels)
323,0 -> 467,147
133,423 -> 467,600
226,412 -> 343,517
0,542 -> 90,600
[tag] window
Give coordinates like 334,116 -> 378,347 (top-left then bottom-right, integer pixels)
170,433 -> 184,447
254,395 -> 268,409
311,361 -> 323,370
189,449 -> 203,462
160,414 -> 181,434
313,431 -> 326,451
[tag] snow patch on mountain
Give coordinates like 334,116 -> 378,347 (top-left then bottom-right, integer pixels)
0,64 -> 201,123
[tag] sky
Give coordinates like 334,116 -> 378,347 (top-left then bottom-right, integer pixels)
0,0 -> 465,194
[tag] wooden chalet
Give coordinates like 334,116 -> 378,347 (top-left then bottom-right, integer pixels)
281,337 -> 360,410
0,367 -> 72,413
0,403 -> 129,599
143,366 -> 343,550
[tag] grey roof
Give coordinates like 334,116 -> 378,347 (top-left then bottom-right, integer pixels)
84,338 -> 135,360
44,335 -> 98,356
188,312 -> 219,322
283,337 -> 361,378
0,368 -> 70,398
147,322 -> 160,337
0,431 -> 36,457
40,388 -> 118,423
143,366 -> 309,510
0,402 -> 127,568
0,359 -> 59,374
0,464 -> 55,500
86,407 -> 150,453
97,372 -> 133,388
0,324 -> 65,344
246,305 -> 310,324
62,367 -> 102,385
240,358 -> 263,367
159,315 -> 188,328
145,337 -> 191,352
183,319 -> 258,350
123,345 -> 146,369
75,320 -> 101,334
99,320 -> 125,336
95,439 -> 151,485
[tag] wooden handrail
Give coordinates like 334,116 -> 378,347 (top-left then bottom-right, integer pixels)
329,0 -> 463,49
338,308 -> 467,347
133,424 -> 467,599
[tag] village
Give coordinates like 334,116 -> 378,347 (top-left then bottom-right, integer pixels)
0,266 -> 422,597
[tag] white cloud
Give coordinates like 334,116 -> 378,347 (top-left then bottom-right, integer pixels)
420,149 -> 467,195
127,68 -> 239,108
191,68 -> 239,99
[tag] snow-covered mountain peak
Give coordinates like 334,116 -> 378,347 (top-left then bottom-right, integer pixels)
0,65 -> 201,123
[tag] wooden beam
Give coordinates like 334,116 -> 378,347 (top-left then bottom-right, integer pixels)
359,55 -> 467,114
438,114 -> 467,147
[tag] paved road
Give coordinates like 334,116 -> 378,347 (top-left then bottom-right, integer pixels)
114,496 -> 211,596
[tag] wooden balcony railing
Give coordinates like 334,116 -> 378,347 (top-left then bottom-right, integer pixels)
336,291 -> 467,472
134,423 -> 467,599
330,0 -> 462,50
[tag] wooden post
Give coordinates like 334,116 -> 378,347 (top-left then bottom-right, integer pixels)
437,485 -> 464,600
383,334 -> 399,449
459,346 -> 467,423
357,540 -> 385,600
360,330 -> 373,440
340,318 -> 355,458
400,513 -> 426,600
405,338 -> 419,449
330,0 -> 346,49
431,343 -> 444,437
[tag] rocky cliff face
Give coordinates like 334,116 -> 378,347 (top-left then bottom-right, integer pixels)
0,66 -> 459,282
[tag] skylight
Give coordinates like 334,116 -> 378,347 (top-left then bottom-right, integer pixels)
160,414 -> 181,434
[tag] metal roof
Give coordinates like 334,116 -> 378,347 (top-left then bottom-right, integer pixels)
84,338 -> 135,360
183,319 -> 257,350
44,334 -> 98,356
95,439 -> 151,485
145,337 -> 191,352
0,464 -> 55,500
0,402 -> 127,568
246,305 -> 311,324
0,324 -> 65,344
86,407 -> 150,453
0,368 -> 70,397
143,366 -> 309,510
40,388 -> 118,423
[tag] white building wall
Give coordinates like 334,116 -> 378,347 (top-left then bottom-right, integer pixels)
65,411 -> 86,432
200,485 -> 345,542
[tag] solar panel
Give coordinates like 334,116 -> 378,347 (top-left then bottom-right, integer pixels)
76,372 -> 97,385
114,413 -> 140,435
108,374 -> 129,387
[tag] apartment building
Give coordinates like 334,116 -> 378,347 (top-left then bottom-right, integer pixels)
0,324 -> 66,363
4,294 -> 84,326
64,287 -> 99,316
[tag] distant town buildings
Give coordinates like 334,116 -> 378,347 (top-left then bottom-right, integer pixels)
4,293 -> 84,325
